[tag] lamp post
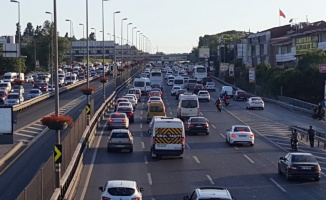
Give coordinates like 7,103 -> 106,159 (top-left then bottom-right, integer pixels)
120,18 -> 127,65
46,11 -> 54,89
91,27 -> 97,61
126,22 -> 132,64
10,0 -> 21,103
136,31 -> 140,61
139,33 -> 143,61
100,0 -> 108,104
79,23 -> 85,62
113,11 -> 120,66
132,27 -> 137,61
107,33 -> 111,40
65,19 -> 73,65
86,0 -> 90,105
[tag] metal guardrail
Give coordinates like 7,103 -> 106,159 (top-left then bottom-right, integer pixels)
13,76 -> 99,112
291,126 -> 326,149
50,67 -> 143,200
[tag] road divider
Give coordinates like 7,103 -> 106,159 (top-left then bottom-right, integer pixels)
0,141 -> 23,167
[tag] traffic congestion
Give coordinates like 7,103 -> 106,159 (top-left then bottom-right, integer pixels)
74,61 -> 325,200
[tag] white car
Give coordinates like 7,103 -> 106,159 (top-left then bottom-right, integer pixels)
246,97 -> 264,110
48,84 -> 55,92
205,82 -> 216,91
117,102 -> 133,111
124,94 -> 138,104
5,93 -> 24,105
225,125 -> 254,146
171,85 -> 182,96
123,95 -> 137,108
184,187 -> 235,200
147,96 -> 163,108
197,90 -> 210,102
27,89 -> 43,99
99,180 -> 144,200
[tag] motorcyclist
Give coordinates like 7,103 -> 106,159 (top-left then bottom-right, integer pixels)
215,98 -> 222,107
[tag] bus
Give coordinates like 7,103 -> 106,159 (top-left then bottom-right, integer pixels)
149,70 -> 163,87
193,65 -> 207,81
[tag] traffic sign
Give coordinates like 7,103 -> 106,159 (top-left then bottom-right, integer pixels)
54,144 -> 62,164
86,104 -> 91,115
319,64 -> 326,73
322,99 -> 326,108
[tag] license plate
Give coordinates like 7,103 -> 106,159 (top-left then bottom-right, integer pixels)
301,167 -> 311,170
157,144 -> 166,147
196,125 -> 202,127
116,145 -> 124,147
239,135 -> 247,137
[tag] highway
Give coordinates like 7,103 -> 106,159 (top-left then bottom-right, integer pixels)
0,73 -> 122,199
74,78 -> 326,200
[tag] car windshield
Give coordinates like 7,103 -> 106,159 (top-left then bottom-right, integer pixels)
234,127 -> 250,132
252,98 -> 262,101
107,187 -> 135,196
292,155 -> 317,163
199,91 -> 208,94
191,118 -> 206,123
117,107 -> 132,112
111,132 -> 129,138
150,97 -> 161,101
118,99 -> 128,103
207,82 -> 214,85
30,90 -> 39,93
134,82 -> 144,87
8,95 -> 19,99
195,85 -> 203,88
150,106 -> 164,112
110,113 -> 126,118
181,100 -> 198,108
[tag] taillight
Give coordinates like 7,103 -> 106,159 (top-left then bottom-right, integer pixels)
250,134 -> 254,138
122,119 -> 127,122
108,119 -> 113,123
316,165 -> 321,172
204,124 -> 208,128
181,137 -> 185,147
231,133 -> 236,138
102,197 -> 111,200
129,112 -> 134,116
115,103 -> 118,106
189,124 -> 195,128
132,197 -> 141,200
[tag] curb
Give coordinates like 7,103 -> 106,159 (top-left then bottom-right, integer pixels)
0,142 -> 24,167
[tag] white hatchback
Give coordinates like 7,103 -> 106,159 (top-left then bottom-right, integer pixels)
246,97 -> 264,110
205,82 -> 216,91
226,125 -> 254,146
99,180 -> 144,200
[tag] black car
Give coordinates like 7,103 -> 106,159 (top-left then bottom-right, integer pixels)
233,90 -> 247,101
193,84 -> 204,94
175,89 -> 187,100
116,106 -> 134,123
185,117 -> 209,135
278,152 -> 321,181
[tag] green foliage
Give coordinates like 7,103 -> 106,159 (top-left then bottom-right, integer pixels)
0,57 -> 26,75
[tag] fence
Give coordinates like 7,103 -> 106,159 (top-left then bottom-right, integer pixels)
16,155 -> 55,200
277,96 -> 316,111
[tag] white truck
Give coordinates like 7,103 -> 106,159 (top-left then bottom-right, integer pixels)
3,72 -> 24,83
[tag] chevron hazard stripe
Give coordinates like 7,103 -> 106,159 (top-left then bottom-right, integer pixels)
154,128 -> 183,144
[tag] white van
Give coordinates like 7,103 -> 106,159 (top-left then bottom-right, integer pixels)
133,77 -> 151,95
3,72 -> 18,83
150,117 -> 185,158
173,76 -> 185,88
0,82 -> 12,93
177,94 -> 199,120
65,73 -> 78,85
220,86 -> 233,97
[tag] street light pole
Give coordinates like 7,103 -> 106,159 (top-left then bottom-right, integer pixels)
86,0 -> 90,105
79,23 -> 85,62
10,0 -> 21,103
136,31 -> 139,61
121,18 -> 127,65
113,11 -> 120,66
91,27 -> 97,61
132,27 -> 137,61
65,19 -> 73,65
107,33 -> 111,41
46,11 -> 54,89
126,22 -> 132,64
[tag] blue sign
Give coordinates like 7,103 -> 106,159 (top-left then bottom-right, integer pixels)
322,99 -> 326,108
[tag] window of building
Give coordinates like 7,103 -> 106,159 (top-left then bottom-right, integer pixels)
320,32 -> 326,42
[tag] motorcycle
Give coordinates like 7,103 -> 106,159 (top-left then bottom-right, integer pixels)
224,96 -> 230,106
291,139 -> 298,151
312,110 -> 325,120
216,103 -> 222,112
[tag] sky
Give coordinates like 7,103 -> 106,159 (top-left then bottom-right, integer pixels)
1,0 -> 325,54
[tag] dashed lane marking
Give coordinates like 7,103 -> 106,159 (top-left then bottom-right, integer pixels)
219,133 -> 225,138
206,175 -> 215,185
244,154 -> 255,164
193,156 -> 200,164
270,178 -> 286,192
141,142 -> 145,149
147,173 -> 153,185
212,125 -> 216,129
144,156 -> 148,164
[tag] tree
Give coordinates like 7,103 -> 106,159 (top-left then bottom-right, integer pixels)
15,22 -> 21,43
23,22 -> 34,36
89,32 -> 96,41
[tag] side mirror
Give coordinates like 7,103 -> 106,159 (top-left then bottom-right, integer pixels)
98,186 -> 104,192
139,187 -> 144,192
183,196 -> 190,200
279,157 -> 284,160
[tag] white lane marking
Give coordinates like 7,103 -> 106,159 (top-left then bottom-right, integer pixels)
206,175 -> 215,185
219,133 -> 225,138
186,143 -> 191,149
212,125 -> 216,129
147,173 -> 153,185
200,112 -> 203,115
244,154 -> 255,164
80,121 -> 106,199
141,111 -> 143,115
193,156 -> 200,164
144,156 -> 148,164
234,146 -> 238,149
15,132 -> 35,138
169,111 -> 172,115
140,124 -> 142,129
270,178 -> 287,192
141,142 -> 145,149
169,107 -> 171,110
20,129 -> 38,134
27,126 -> 44,131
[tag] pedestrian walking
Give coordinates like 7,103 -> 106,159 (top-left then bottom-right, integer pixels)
308,126 -> 315,147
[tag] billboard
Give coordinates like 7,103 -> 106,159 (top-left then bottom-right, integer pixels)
249,67 -> 256,83
199,47 -> 210,58
0,106 -> 13,144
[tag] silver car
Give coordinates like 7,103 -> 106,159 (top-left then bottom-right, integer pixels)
107,112 -> 129,131
246,97 -> 264,110
27,89 -> 43,99
107,129 -> 134,152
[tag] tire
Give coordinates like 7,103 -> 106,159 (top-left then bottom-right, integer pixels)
250,143 -> 254,146
314,177 -> 320,181
206,132 -> 209,135
278,164 -> 282,174
107,148 -> 110,152
130,148 -> 133,153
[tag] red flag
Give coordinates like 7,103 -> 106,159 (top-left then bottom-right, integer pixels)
279,9 -> 286,18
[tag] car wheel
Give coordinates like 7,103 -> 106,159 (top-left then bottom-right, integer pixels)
314,177 -> 320,181
151,148 -> 157,158
107,148 -> 110,152
206,132 -> 209,135
261,107 -> 264,110
130,148 -> 133,153
285,170 -> 291,181
250,143 -> 254,146
278,164 -> 282,174
130,118 -> 134,123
